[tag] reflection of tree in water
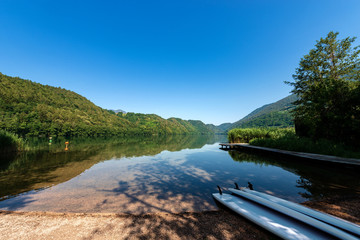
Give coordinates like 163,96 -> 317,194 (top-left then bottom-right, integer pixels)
0,135 -> 223,200
97,157 -> 221,213
228,150 -> 360,200
227,150 -> 273,166
24,134 -> 221,156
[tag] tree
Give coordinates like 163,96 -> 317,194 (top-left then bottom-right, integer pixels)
287,31 -> 360,144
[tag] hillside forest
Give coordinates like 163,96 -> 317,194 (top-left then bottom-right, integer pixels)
0,73 -> 214,137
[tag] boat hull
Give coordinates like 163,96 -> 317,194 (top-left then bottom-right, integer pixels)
212,193 -> 334,240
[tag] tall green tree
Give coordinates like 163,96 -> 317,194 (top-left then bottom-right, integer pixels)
287,31 -> 360,144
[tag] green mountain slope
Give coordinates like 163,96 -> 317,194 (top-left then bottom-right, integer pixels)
228,94 -> 297,130
118,113 -> 213,135
217,123 -> 232,131
206,123 -> 232,134
233,111 -> 294,128
0,73 -> 212,136
206,124 -> 223,134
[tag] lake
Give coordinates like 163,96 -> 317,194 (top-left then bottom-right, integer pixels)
0,135 -> 359,214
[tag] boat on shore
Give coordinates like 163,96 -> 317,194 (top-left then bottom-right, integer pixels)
231,187 -> 360,237
212,192 -> 336,239
213,185 -> 359,240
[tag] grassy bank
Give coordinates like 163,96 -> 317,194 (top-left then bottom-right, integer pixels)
227,128 -> 294,143
228,128 -> 360,159
0,130 -> 28,153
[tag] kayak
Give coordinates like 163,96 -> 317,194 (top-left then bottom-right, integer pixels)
231,187 -> 360,237
228,188 -> 358,240
212,193 -> 336,240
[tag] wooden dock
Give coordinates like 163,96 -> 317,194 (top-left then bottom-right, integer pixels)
219,143 -> 360,166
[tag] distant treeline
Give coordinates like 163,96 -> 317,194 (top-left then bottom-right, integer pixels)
0,73 -> 214,137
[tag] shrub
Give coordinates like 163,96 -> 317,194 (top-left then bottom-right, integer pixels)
0,130 -> 28,153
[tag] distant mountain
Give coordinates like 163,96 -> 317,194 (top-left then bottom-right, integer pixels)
110,109 -> 126,114
118,113 -> 214,135
205,123 -> 232,134
217,123 -> 232,131
227,94 -> 298,130
206,124 -> 223,134
0,73 -> 213,136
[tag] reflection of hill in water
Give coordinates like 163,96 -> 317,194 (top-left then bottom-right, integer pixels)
228,150 -> 360,200
0,135 -> 223,199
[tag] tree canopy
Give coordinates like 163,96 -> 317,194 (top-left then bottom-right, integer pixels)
287,31 -> 360,145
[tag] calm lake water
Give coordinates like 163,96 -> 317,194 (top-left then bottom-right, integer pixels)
0,135 -> 359,214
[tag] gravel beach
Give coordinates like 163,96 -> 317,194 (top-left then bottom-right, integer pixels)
1,195 -> 359,240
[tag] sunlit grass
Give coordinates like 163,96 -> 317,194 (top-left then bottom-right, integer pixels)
227,127 -> 294,143
228,127 -> 360,159
250,133 -> 360,159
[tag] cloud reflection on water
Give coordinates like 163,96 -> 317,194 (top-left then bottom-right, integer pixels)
1,138 -> 359,213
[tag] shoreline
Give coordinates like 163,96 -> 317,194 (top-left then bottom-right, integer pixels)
0,209 -> 276,240
1,195 -> 359,240
220,143 -> 360,166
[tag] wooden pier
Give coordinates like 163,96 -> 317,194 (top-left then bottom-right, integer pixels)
220,143 -> 360,166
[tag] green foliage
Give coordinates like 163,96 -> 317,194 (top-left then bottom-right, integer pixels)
287,31 -> 360,145
0,130 -> 28,153
227,127 -> 294,143
228,95 -> 297,130
0,73 -> 213,137
107,110 -> 116,115
250,131 -> 360,159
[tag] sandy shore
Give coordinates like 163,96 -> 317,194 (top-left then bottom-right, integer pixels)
0,210 -> 275,240
1,196 -> 359,240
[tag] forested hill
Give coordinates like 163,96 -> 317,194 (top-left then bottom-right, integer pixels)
0,73 -> 213,136
227,94 -> 298,130
206,123 -> 232,134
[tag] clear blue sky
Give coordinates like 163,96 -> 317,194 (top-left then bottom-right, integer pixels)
1,0 -> 360,125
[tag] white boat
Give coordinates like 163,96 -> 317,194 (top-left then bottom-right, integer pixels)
228,188 -> 358,240
233,187 -> 360,237
212,193 -> 335,240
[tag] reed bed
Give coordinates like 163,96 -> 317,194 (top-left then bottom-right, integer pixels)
227,128 -> 294,143
250,134 -> 360,159
0,130 -> 28,153
228,127 -> 360,159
